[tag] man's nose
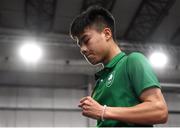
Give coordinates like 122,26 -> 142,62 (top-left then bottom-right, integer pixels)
80,45 -> 88,55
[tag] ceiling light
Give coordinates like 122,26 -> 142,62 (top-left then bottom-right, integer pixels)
149,52 -> 168,68
19,42 -> 42,63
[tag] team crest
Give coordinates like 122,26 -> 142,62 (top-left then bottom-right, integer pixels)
106,71 -> 115,87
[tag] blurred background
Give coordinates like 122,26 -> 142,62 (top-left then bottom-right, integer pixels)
0,0 -> 180,127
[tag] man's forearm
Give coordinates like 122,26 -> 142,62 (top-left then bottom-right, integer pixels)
104,101 -> 168,125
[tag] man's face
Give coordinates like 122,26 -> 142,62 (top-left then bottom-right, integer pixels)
77,26 -> 109,65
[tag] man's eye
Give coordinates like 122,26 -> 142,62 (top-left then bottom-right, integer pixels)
84,38 -> 89,44
78,37 -> 90,46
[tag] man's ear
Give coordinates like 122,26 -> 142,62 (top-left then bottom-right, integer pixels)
103,28 -> 112,41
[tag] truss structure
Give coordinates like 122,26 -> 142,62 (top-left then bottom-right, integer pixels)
124,0 -> 176,41
25,0 -> 57,32
81,0 -> 116,12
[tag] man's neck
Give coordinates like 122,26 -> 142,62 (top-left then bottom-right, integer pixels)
103,42 -> 121,65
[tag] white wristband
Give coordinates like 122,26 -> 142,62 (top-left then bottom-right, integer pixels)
101,105 -> 107,121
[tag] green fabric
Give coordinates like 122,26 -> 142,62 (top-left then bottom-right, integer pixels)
92,52 -> 160,127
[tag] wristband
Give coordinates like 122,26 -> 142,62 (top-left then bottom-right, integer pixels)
101,105 -> 107,121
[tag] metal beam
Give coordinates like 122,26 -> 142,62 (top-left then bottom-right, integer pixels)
0,31 -> 180,67
0,69 -> 90,88
0,56 -> 180,84
170,27 -> 180,43
0,107 -> 81,112
0,57 -> 101,75
81,0 -> 116,12
0,30 -> 180,53
161,83 -> 180,93
169,110 -> 180,114
124,0 -> 176,42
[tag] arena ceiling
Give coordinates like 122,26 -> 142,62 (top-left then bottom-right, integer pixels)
0,0 -> 180,91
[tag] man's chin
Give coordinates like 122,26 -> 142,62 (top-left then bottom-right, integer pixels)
84,56 -> 101,65
88,61 -> 98,65
86,58 -> 99,65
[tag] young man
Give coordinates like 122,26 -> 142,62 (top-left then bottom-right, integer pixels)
69,6 -> 168,127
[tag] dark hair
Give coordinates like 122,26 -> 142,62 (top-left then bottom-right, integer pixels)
69,6 -> 116,41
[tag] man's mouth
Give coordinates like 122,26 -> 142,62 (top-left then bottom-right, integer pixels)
87,54 -> 95,59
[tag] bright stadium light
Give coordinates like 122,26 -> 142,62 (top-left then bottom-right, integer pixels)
149,52 -> 168,68
19,42 -> 42,63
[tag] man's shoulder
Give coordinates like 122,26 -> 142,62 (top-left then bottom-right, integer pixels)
126,52 -> 149,67
128,52 -> 145,59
